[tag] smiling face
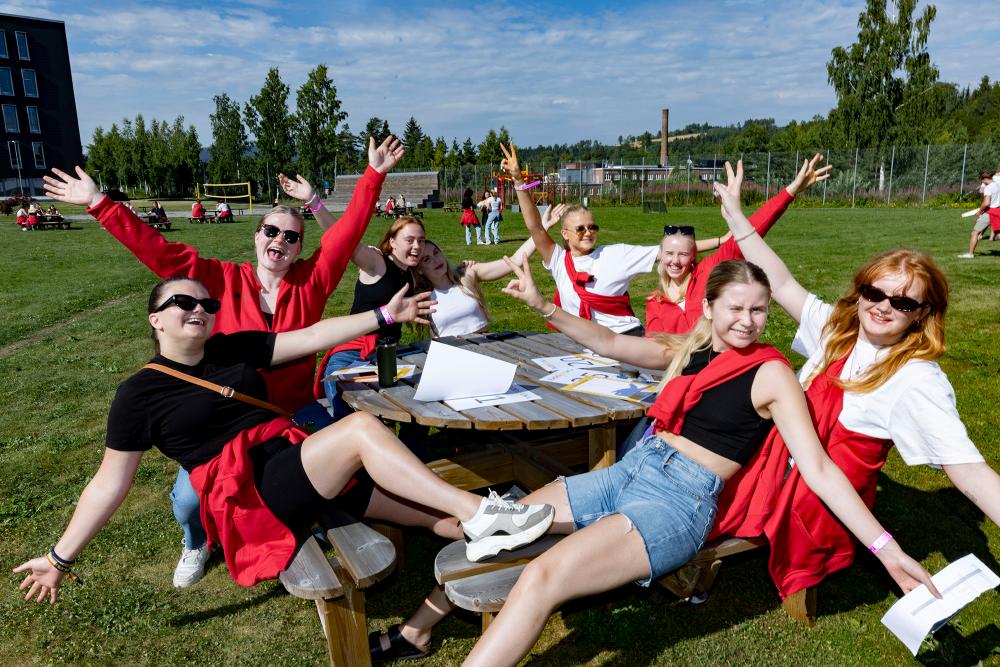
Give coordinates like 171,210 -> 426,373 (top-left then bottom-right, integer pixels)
148,279 -> 215,348
254,211 -> 304,272
389,222 -> 426,267
855,271 -> 927,347
418,242 -> 449,282
560,209 -> 599,254
703,281 -> 770,351
659,234 -> 698,283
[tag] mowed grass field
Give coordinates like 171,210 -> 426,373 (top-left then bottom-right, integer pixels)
1,202 -> 998,666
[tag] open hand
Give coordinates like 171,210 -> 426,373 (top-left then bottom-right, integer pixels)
13,556 -> 64,605
278,173 -> 314,202
44,167 -> 103,208
786,154 -> 832,196
499,143 -> 523,182
386,284 -> 436,325
542,203 -> 569,230
877,544 -> 942,598
501,256 -> 548,312
369,135 -> 405,174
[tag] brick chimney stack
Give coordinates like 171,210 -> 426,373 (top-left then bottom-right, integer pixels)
660,108 -> 669,167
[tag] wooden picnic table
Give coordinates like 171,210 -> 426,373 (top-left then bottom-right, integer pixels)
337,331 -> 655,492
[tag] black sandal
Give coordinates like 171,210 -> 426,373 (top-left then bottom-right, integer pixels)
369,624 -> 432,662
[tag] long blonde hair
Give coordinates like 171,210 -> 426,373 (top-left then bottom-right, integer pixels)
654,260 -> 771,393
652,231 -> 698,301
415,240 -> 491,334
806,249 -> 948,393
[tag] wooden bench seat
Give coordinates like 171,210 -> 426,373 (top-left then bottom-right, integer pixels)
146,219 -> 171,231
443,202 -> 461,212
279,514 -> 397,666
642,201 -> 668,214
434,533 -> 816,632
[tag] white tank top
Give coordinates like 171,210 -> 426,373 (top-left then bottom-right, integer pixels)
431,285 -> 489,337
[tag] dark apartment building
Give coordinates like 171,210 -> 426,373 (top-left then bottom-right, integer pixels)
0,13 -> 82,196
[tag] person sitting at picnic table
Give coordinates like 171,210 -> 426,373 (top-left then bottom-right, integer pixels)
717,160 -> 1000,599
15,204 -> 28,229
149,200 -> 168,223
26,202 -> 40,230
42,136 -> 401,591
216,201 -> 233,222
646,154 -> 831,335
12,276 -> 555,605
45,204 -> 62,221
385,196 -> 396,217
501,143 -> 715,337
415,207 -> 559,337
191,200 -> 205,221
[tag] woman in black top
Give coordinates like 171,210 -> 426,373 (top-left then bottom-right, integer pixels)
14,277 -> 554,602
460,187 -> 483,245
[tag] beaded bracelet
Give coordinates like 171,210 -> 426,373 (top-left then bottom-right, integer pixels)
540,303 -> 558,319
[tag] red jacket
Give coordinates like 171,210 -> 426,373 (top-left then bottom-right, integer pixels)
645,188 -> 795,335
89,167 -> 385,411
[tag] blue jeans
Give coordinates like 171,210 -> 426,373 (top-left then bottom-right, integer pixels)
170,399 -> 336,549
563,434 -> 723,584
485,211 -> 500,244
322,348 -> 364,421
464,224 -> 483,245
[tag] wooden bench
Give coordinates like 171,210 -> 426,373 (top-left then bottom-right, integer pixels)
188,212 -> 218,224
279,514 -> 397,666
642,201 -> 668,214
443,202 -> 461,212
435,534 -> 816,632
146,220 -> 172,231
31,217 -> 73,230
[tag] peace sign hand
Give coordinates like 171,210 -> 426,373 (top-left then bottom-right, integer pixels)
499,143 -> 523,183
501,256 -> 548,313
712,160 -> 745,224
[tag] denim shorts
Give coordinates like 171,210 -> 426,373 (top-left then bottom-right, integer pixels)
563,434 -> 724,585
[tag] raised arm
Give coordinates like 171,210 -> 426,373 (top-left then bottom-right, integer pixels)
715,161 -> 810,323
758,362 -> 938,595
500,143 -> 556,264
271,284 -> 434,365
278,172 -> 338,230
468,210 -> 559,283
13,448 -> 143,604
501,256 -> 671,368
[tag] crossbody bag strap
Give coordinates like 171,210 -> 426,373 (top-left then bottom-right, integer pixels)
143,363 -> 292,418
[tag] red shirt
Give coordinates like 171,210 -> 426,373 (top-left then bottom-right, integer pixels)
88,167 -> 385,411
645,188 -> 795,335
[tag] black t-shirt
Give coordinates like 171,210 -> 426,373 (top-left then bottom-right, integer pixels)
106,332 -> 277,470
349,252 -> 415,341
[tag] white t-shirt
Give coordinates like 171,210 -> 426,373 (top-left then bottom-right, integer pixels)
430,284 -> 489,337
983,179 -> 1000,208
792,293 -> 984,467
545,243 -> 659,333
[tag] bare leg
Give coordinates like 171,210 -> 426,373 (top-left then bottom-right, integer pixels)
299,412 -> 480,522
363,486 -> 463,540
519,479 -> 576,533
462,514 -> 650,667
969,227 -> 980,256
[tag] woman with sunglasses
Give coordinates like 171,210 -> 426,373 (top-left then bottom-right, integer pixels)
716,160 -> 1000,600
13,276 -> 556,605
43,136 -> 403,590
647,153 -> 831,336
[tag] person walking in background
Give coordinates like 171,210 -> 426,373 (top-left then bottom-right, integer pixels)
959,169 -> 1000,257
460,187 -> 483,245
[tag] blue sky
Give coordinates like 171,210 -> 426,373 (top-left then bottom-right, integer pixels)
5,0 -> 999,149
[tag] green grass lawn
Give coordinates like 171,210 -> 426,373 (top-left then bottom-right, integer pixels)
1,203 -> 998,665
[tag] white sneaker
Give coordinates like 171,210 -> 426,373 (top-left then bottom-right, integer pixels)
462,490 -> 554,562
173,540 -> 211,589
957,253 -> 974,258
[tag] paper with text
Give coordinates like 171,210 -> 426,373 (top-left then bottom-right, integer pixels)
444,385 -> 540,410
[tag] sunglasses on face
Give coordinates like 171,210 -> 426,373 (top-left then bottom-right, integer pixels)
153,294 -> 222,314
567,224 -> 599,237
259,224 -> 301,244
663,225 -> 695,236
858,284 -> 925,312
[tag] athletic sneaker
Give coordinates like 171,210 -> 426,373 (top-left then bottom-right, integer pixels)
172,539 -> 211,589
462,490 -> 554,562
957,253 -> 974,258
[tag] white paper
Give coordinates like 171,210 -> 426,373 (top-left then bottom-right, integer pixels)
881,554 -> 1000,655
533,352 -> 619,372
322,364 -> 415,382
538,368 -> 624,384
444,384 -> 540,410
562,375 -> 658,401
414,341 -> 516,401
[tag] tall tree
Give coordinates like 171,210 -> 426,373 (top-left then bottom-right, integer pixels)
461,138 -> 476,164
477,129 -> 500,165
432,137 -> 448,169
209,93 -> 249,183
293,64 -> 348,184
400,116 -> 425,168
245,67 -> 295,192
827,0 -> 938,148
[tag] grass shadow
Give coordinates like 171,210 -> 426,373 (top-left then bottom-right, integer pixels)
169,585 -> 284,626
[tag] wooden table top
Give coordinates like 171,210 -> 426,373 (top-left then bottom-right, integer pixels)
338,331 -> 657,431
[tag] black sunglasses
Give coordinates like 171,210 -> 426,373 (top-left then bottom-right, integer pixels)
569,223 -> 599,236
260,223 -> 301,244
154,294 -> 222,314
663,225 -> 695,236
858,284 -> 925,312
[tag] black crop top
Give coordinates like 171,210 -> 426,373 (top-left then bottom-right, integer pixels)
677,348 -> 773,465
349,252 -> 415,341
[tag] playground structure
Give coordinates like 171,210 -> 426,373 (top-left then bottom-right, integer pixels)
483,167 -> 556,210
194,181 -> 253,212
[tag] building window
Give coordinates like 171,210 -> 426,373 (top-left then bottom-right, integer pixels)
8,141 -> 21,169
0,31 -> 8,59
26,105 -> 39,133
21,69 -> 37,97
2,104 -> 18,132
0,68 -> 12,96
32,142 -> 44,169
15,32 -> 29,60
